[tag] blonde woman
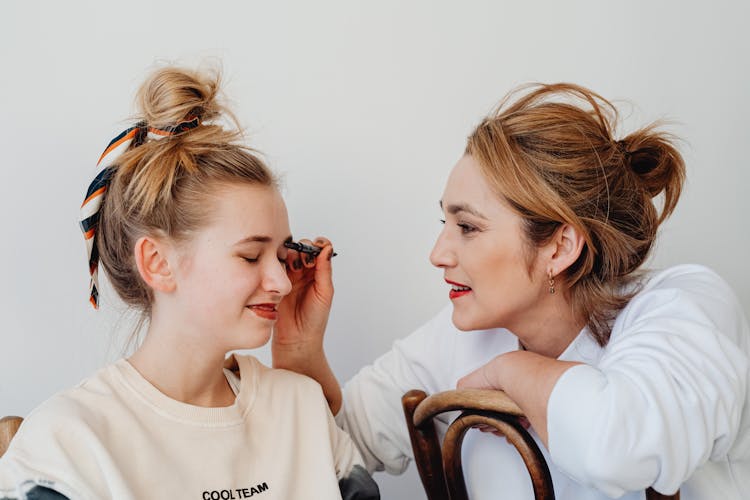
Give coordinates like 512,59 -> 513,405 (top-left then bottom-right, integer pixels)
275,83 -> 750,499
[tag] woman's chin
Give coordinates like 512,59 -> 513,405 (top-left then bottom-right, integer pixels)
451,309 -> 480,332
451,306 -> 504,332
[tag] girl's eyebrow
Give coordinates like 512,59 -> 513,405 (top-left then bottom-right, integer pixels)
234,235 -> 272,246
234,235 -> 295,246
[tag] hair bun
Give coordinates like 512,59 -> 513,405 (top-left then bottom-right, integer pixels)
618,125 -> 685,223
136,66 -> 222,128
628,148 -> 660,175
617,138 -> 658,175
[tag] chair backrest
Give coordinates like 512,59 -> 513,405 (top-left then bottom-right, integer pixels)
0,416 -> 23,457
402,389 -> 680,500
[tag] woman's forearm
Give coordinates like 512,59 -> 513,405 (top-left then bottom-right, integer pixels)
458,350 -> 580,447
272,341 -> 343,414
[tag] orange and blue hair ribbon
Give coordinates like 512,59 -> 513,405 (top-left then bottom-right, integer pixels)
79,117 -> 200,308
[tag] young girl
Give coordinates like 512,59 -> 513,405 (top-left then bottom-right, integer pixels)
0,66 -> 379,500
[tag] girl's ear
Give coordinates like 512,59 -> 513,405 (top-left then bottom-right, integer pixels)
544,223 -> 586,277
133,236 -> 176,294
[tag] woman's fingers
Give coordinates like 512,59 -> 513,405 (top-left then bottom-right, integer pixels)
286,248 -> 303,274
313,236 -> 332,249
457,364 -> 494,390
284,237 -> 334,298
297,238 -> 316,268
475,424 -> 504,437
474,417 -> 531,440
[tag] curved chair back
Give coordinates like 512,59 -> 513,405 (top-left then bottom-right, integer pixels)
0,416 -> 23,457
402,389 -> 679,500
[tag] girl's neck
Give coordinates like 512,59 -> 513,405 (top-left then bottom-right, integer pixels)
128,322 -> 236,408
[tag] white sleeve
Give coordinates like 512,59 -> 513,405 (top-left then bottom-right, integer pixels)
327,411 -> 380,499
547,267 -> 749,497
329,406 -> 366,480
335,306 -> 459,475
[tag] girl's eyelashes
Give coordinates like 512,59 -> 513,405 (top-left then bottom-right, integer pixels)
242,256 -> 288,268
439,219 -> 446,225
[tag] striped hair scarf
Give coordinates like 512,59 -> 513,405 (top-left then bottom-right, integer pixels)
79,117 -> 200,308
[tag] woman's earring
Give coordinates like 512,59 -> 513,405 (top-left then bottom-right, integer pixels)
548,270 -> 555,295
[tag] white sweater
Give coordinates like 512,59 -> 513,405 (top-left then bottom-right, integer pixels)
336,265 -> 750,499
1,354 -> 378,500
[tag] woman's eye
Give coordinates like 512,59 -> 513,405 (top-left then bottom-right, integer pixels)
243,257 -> 259,263
457,223 -> 477,234
439,219 -> 446,225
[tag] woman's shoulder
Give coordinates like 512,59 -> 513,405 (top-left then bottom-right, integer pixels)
613,264 -> 748,344
641,264 -> 732,293
631,264 -> 740,312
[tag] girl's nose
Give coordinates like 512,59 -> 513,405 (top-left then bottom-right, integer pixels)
264,259 -> 293,296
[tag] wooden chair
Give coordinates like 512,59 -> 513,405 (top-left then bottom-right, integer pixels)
0,416 -> 23,457
402,389 -> 679,500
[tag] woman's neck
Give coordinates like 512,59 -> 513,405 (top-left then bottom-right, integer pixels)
128,319 -> 236,408
513,294 -> 585,359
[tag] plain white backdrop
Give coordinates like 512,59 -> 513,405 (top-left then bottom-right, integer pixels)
2,1 -> 749,497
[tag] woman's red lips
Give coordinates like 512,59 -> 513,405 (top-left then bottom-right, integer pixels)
445,279 -> 472,300
247,303 -> 278,320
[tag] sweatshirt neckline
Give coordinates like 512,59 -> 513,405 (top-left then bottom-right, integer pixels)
112,354 -> 257,426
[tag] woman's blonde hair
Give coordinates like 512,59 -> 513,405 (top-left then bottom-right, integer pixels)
97,66 -> 276,314
466,83 -> 685,346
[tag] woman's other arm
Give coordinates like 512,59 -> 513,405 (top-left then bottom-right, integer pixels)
459,266 -> 750,497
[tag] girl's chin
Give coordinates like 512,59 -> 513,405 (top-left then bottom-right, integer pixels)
232,326 -> 273,350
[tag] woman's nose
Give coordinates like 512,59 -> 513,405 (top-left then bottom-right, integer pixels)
429,229 -> 456,269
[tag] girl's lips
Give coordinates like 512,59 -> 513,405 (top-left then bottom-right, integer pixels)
246,303 -> 278,320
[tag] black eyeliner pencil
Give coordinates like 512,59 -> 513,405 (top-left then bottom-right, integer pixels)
284,241 -> 338,258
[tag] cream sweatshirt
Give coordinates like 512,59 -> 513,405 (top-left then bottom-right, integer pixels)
0,354 -> 379,500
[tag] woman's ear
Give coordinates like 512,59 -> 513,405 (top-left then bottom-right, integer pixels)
133,236 -> 176,294
546,223 -> 585,277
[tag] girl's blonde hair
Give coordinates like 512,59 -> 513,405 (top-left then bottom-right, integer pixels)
97,66 -> 276,313
466,83 -> 685,346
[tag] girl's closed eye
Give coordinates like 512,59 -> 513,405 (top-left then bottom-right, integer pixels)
243,256 -> 259,264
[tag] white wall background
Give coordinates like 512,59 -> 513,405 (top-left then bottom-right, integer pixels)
2,1 -> 748,497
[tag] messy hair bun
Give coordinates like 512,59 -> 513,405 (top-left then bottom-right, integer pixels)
467,83 -> 686,346
96,66 -> 275,312
617,125 -> 684,221
137,67 -> 222,128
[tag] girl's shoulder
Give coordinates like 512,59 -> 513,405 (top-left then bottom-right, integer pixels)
22,362 -> 123,428
228,353 -> 326,396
